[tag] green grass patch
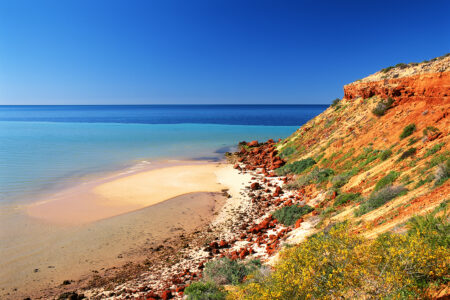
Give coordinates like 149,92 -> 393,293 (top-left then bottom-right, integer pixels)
203,257 -> 261,285
355,185 -> 407,216
374,171 -> 400,192
334,193 -> 361,207
275,158 -> 316,175
272,205 -> 314,226
380,149 -> 393,161
399,124 -> 416,139
424,142 -> 445,158
184,281 -> 226,300
279,146 -> 297,159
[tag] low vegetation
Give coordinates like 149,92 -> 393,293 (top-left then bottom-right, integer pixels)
379,149 -> 393,161
333,192 -> 361,207
374,171 -> 400,191
372,97 -> 394,116
400,123 -> 416,139
185,281 -> 226,300
202,257 -> 261,285
355,185 -> 407,216
398,147 -> 417,161
272,205 -> 314,226
275,158 -> 316,175
231,220 -> 449,299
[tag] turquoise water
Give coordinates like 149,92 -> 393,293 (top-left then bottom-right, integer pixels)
0,105 -> 327,205
0,121 -> 297,204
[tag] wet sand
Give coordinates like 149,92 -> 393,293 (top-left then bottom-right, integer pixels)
0,191 -> 227,299
0,161 -> 241,299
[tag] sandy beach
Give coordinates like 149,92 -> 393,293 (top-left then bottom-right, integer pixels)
1,161 -> 249,299
27,161 -> 228,224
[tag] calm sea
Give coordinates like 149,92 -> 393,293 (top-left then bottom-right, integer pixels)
0,105 -> 326,205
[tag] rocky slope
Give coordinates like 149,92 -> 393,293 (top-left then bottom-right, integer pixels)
278,53 -> 449,238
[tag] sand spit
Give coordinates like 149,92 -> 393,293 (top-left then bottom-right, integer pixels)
27,162 -> 226,224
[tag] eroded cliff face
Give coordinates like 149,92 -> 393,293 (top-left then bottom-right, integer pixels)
344,72 -> 450,104
277,53 -> 449,238
344,55 -> 450,104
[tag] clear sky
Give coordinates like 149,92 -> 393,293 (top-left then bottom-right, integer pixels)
0,0 -> 448,105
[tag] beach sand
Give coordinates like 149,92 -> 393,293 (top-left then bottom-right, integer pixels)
0,161 -> 247,299
27,162 -> 227,224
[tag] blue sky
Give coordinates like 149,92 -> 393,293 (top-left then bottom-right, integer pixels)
0,0 -> 448,105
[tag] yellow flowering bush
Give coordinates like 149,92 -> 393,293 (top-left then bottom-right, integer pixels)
229,220 -> 449,299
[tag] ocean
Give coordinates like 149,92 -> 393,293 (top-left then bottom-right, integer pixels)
0,105 -> 327,205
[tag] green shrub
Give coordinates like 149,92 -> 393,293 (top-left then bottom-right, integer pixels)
184,281 -> 226,300
380,149 -> 393,161
407,213 -> 450,248
279,146 -> 296,159
423,126 -> 439,136
374,171 -> 400,192
415,174 -> 434,188
407,137 -> 419,146
272,205 -> 314,226
331,174 -> 349,188
297,167 -> 334,186
355,185 -> 407,216
372,97 -> 394,116
275,158 -> 316,175
424,142 -> 445,158
203,257 -> 261,285
334,193 -> 361,207
331,98 -> 341,107
399,124 -> 416,139
398,147 -> 417,161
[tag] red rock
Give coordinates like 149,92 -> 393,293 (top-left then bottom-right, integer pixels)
295,218 -> 304,228
250,182 -> 260,190
175,286 -> 185,292
219,240 -> 228,248
247,140 -> 258,147
161,290 -> 172,300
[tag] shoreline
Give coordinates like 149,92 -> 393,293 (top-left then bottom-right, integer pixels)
26,160 -> 227,225
0,160 -> 239,299
2,140 -> 322,299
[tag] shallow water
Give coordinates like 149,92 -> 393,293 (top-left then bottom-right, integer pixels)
0,105 -> 326,206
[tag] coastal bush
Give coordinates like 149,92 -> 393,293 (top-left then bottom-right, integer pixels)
333,192 -> 361,207
372,97 -> 394,116
231,220 -> 449,299
331,174 -> 349,188
379,149 -> 393,161
202,257 -> 261,285
407,213 -> 450,248
424,142 -> 445,158
423,126 -> 439,136
272,205 -> 314,226
279,146 -> 296,159
407,136 -> 419,146
295,167 -> 334,187
184,281 -> 226,300
275,158 -> 316,175
331,98 -> 341,107
399,123 -> 416,139
398,147 -> 417,161
374,171 -> 400,192
355,185 -> 407,216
